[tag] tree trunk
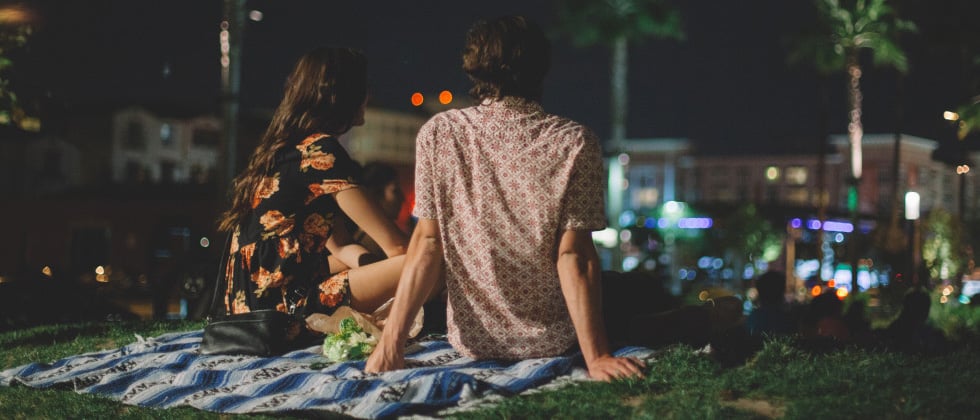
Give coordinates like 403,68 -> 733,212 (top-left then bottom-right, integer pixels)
847,52 -> 863,181
847,50 -> 863,295
610,34 -> 628,151
816,81 -> 829,283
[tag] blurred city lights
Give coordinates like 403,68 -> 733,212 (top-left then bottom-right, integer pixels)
943,111 -> 960,121
956,165 -> 970,175
836,288 -> 848,300
827,279 -> 836,288
592,228 -> 618,248
219,20 -> 231,82
96,265 -> 109,283
811,285 -> 822,297
200,237 -> 210,248
0,4 -> 33,24
410,92 -> 424,106
248,10 -> 263,21
677,217 -> 713,229
619,229 -> 632,242
41,266 -> 53,278
765,166 -> 779,181
790,218 -> 802,229
905,192 -> 920,220
940,295 -> 948,304
698,290 -> 710,301
619,210 -> 636,227
617,153 -> 630,165
822,220 -> 853,233
438,90 -> 453,104
622,256 -> 639,271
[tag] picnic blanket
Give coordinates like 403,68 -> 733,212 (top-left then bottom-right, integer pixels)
0,329 -> 655,418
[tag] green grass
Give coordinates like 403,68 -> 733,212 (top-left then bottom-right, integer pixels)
455,338 -> 980,419
0,320 -> 282,419
2,314 -> 979,419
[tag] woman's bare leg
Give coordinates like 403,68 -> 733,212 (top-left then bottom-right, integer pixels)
346,255 -> 405,313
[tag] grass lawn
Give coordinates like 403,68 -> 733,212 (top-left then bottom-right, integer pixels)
1,317 -> 978,419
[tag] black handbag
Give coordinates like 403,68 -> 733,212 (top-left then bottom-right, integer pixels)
199,233 -> 310,356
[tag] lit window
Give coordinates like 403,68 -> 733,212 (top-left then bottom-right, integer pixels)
160,123 -> 173,147
786,166 -> 807,185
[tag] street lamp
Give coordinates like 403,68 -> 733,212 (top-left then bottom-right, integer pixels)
905,192 -> 921,286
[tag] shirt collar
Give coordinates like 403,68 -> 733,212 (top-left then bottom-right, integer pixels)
479,96 -> 543,114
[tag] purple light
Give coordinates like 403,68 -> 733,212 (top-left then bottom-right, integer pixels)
657,218 -> 670,229
822,221 -> 854,233
807,220 -> 822,230
677,217 -> 713,229
790,218 -> 802,229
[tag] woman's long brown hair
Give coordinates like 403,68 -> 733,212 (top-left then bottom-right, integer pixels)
217,47 -> 368,232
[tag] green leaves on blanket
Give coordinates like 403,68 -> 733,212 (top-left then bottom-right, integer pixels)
322,317 -> 378,363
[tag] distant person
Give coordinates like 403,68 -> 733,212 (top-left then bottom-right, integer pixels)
215,47 -> 409,321
843,298 -> 872,343
745,271 -> 797,337
882,288 -> 947,353
800,292 -> 850,342
351,161 -> 407,258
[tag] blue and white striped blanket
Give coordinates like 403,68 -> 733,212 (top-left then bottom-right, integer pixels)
0,330 -> 654,418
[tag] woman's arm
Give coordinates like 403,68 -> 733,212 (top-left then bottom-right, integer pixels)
334,188 -> 408,258
325,214 -> 382,271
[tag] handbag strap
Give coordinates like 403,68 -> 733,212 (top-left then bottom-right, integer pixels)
206,230 -> 234,320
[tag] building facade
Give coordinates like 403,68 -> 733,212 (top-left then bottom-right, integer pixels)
111,107 -> 222,185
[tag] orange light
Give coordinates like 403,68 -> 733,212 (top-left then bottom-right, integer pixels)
410,92 -> 424,107
836,288 -> 848,300
827,279 -> 836,288
438,90 -> 453,105
811,285 -> 822,297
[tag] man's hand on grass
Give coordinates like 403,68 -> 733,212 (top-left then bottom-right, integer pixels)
586,355 -> 646,382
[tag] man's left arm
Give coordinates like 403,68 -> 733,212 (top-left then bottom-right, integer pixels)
556,229 -> 645,381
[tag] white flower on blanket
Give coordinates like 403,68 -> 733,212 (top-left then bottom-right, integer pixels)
322,317 -> 378,362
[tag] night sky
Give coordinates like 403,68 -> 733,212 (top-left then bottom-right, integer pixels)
11,0 -> 979,155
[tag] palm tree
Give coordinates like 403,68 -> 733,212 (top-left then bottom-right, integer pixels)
556,0 -> 683,151
0,4 -> 35,130
789,0 -> 915,294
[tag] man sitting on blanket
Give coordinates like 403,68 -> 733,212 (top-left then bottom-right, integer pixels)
366,15 -> 645,381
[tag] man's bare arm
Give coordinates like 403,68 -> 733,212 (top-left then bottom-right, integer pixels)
365,218 -> 443,373
556,229 -> 645,381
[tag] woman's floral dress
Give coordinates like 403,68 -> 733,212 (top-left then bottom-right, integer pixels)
223,133 -> 358,316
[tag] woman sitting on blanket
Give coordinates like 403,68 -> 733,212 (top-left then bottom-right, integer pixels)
216,47 -> 408,322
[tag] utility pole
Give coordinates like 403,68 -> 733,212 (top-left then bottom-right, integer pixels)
220,0 -> 245,195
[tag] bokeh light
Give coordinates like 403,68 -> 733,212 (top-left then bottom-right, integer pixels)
411,92 -> 424,106
438,90 -> 453,104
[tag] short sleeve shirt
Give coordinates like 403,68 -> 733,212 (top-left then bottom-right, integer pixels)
414,97 -> 606,359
